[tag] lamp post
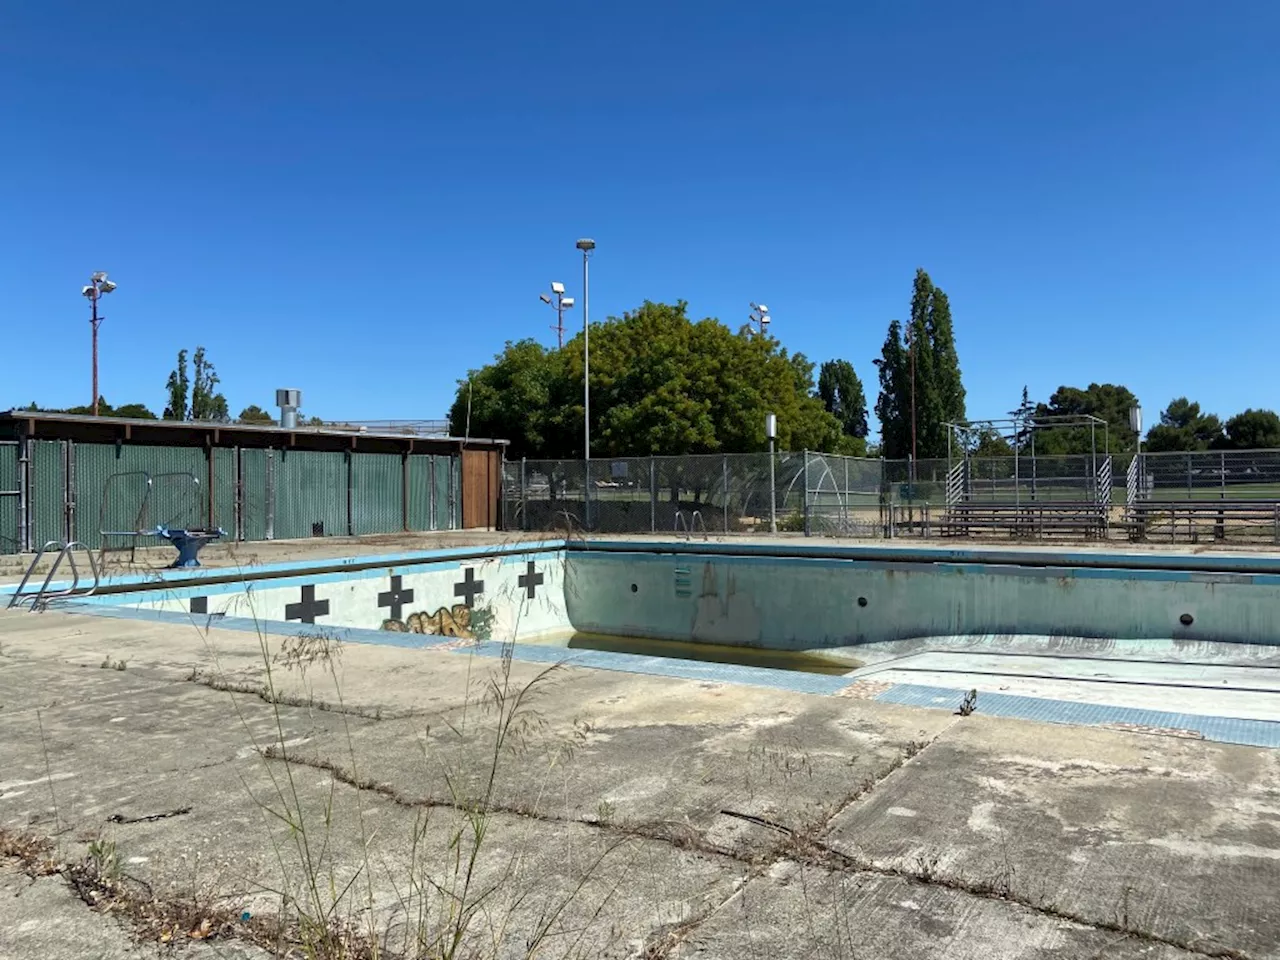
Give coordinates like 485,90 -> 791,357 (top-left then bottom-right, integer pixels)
82,272 -> 118,416
748,303 -> 771,336
576,239 -> 595,526
539,282 -> 575,349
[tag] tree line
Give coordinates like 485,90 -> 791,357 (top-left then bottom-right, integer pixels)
454,266 -> 1280,460
17,346 -> 315,427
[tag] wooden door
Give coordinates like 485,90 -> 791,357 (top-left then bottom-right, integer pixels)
461,449 -> 501,529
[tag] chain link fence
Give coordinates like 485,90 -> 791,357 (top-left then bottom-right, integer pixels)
504,449 -> 1280,541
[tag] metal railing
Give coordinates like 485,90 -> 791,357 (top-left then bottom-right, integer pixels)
7,540 -> 100,610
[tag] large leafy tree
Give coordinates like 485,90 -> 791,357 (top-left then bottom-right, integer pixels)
1032,383 -> 1139,455
875,269 -> 966,459
237,404 -> 276,425
817,360 -> 869,443
1145,398 -> 1224,452
450,301 -> 842,458
1217,409 -> 1280,450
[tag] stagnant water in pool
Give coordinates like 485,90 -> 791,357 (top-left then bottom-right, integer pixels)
526,632 -> 862,676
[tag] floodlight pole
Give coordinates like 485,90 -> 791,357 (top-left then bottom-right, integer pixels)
91,291 -> 102,416
83,272 -> 116,417
576,239 -> 596,526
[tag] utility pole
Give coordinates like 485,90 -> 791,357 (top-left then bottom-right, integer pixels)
82,272 -> 118,416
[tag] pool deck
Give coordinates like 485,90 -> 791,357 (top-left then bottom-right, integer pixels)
3,592 -> 1280,957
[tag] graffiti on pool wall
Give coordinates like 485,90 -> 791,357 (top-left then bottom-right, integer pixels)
381,604 -> 494,640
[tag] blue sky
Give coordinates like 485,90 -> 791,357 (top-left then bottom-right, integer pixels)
3,1 -> 1278,435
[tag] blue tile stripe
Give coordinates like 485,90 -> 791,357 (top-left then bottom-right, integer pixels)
874,682 -> 1280,748
57,599 -> 1280,748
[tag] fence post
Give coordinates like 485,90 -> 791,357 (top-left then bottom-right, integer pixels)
65,440 -> 76,543
266,449 -> 275,541
650,458 -> 657,532
1186,453 -> 1192,497
722,455 -> 730,534
520,458 -> 528,532
401,452 -> 410,532
17,436 -> 30,552
346,450 -> 355,536
429,456 -> 437,531
1221,450 -> 1226,496
803,449 -> 811,537
233,447 -> 243,541
584,459 -> 591,532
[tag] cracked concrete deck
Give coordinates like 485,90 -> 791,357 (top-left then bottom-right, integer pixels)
1,605 -> 1278,959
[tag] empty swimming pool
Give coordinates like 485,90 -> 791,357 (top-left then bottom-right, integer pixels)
18,538 -> 1280,747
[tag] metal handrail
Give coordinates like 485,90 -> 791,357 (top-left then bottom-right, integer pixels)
689,510 -> 708,541
7,541 -> 100,611
6,540 -> 63,609
674,510 -> 709,542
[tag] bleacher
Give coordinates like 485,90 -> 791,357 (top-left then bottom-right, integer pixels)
1127,499 -> 1280,542
941,500 -> 1109,539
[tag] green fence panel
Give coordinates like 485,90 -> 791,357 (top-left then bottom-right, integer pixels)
273,449 -> 347,540
351,452 -> 403,535
32,440 -> 66,547
433,455 -> 454,530
0,442 -> 18,554
406,454 -> 436,531
212,447 -> 236,532
239,448 -> 271,541
74,443 -> 207,550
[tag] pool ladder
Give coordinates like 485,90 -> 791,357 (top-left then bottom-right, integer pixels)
6,540 -> 101,612
674,510 -> 708,542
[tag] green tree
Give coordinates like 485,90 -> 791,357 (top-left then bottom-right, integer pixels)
1216,409 -> 1280,450
237,404 -> 276,425
817,359 -> 869,442
1009,386 -> 1036,450
874,320 -> 911,459
1032,383 -> 1139,454
163,350 -> 190,420
450,301 -> 842,458
1145,398 -> 1224,452
448,339 -> 571,458
190,347 -> 229,421
38,398 -> 156,419
875,269 -> 966,460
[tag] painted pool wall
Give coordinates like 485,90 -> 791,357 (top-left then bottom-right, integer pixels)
563,551 -> 1280,649
85,548 -> 571,643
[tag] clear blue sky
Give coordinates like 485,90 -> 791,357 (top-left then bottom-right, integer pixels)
4,1 -> 1277,436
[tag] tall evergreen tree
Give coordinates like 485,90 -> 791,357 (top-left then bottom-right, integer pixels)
163,349 -> 189,420
817,359 -> 869,440
874,320 -> 911,459
875,270 -> 967,460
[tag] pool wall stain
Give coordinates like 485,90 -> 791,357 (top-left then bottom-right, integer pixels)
563,551 -> 1280,649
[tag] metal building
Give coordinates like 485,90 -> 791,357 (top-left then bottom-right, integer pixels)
0,412 -> 506,555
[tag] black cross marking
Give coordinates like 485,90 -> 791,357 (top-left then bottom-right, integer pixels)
377,575 -> 415,620
190,596 -> 208,615
453,567 -> 485,608
285,584 -> 330,624
518,561 -> 544,600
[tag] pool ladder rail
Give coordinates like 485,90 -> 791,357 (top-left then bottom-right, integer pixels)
674,510 -> 709,542
6,540 -> 101,611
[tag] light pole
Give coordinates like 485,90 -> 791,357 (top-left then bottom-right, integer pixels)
539,282 -> 575,349
576,238 -> 595,526
82,272 -> 118,416
748,303 -> 771,336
